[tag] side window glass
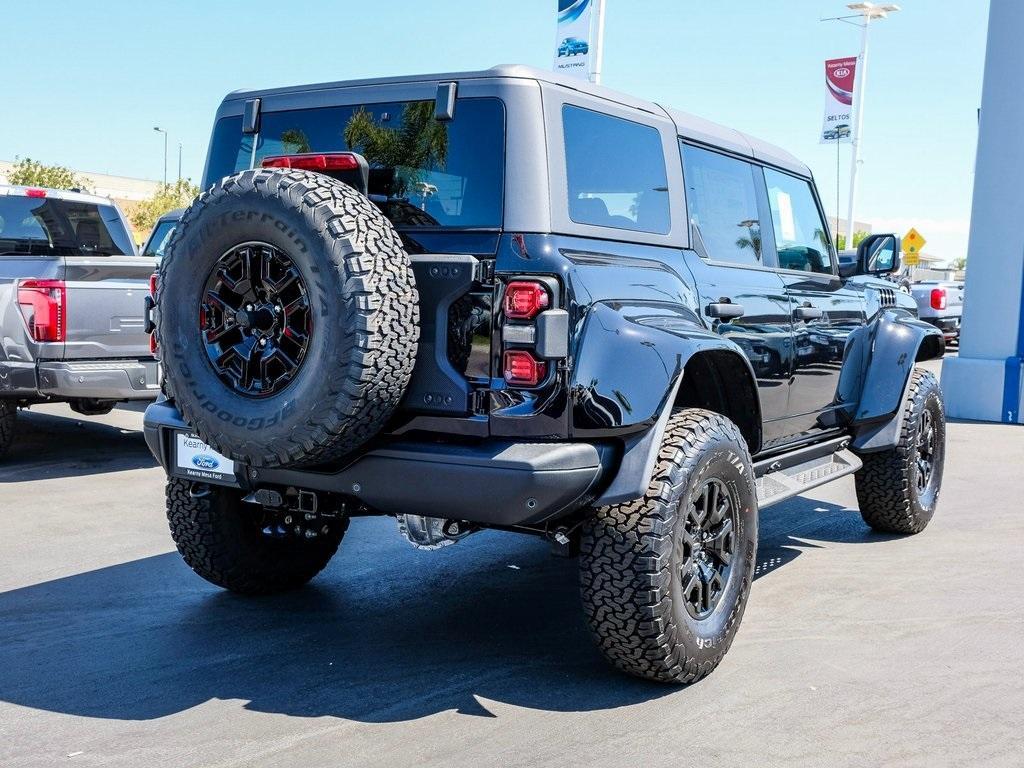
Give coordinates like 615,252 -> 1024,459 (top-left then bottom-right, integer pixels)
680,143 -> 763,266
763,168 -> 833,274
563,105 -> 670,234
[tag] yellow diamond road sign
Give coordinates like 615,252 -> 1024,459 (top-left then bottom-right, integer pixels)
902,228 -> 926,266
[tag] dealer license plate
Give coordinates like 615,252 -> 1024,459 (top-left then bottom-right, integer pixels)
173,433 -> 237,484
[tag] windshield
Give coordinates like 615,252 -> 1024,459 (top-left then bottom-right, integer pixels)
205,97 -> 505,229
143,219 -> 176,260
0,195 -> 135,256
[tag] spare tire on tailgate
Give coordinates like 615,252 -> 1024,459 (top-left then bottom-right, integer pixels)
157,168 -> 419,467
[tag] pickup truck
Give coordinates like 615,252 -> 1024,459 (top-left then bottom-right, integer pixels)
0,185 -> 160,458
911,280 -> 964,343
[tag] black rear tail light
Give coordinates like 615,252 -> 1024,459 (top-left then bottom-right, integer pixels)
503,281 -> 550,319
503,350 -> 546,387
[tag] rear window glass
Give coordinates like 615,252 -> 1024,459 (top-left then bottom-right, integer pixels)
0,196 -> 134,256
563,105 -> 670,234
205,98 -> 505,229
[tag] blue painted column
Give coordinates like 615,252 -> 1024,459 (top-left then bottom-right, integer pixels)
941,0 -> 1024,424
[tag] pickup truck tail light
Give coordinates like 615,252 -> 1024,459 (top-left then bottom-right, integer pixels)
17,279 -> 66,342
146,273 -> 159,354
503,350 -> 547,387
930,288 -> 947,310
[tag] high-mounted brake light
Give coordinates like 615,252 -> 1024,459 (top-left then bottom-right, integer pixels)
504,281 -> 550,320
261,153 -> 360,171
17,279 -> 66,342
25,188 -> 47,198
930,288 -> 947,310
504,350 -> 547,387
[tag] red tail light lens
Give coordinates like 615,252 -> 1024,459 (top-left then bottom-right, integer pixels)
17,279 -> 66,342
930,288 -> 947,310
261,153 -> 360,171
25,188 -> 47,198
148,273 -> 159,354
504,281 -> 550,320
504,350 -> 547,387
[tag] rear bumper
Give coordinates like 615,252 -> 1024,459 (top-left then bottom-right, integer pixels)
922,316 -> 960,337
144,399 -> 614,526
1,359 -> 160,400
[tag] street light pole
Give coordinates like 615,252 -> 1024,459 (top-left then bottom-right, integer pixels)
177,142 -> 182,183
153,126 -> 167,186
841,2 -> 900,244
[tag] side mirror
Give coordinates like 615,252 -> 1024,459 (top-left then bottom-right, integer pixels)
856,233 -> 901,275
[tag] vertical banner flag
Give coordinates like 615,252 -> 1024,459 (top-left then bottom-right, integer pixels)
820,57 -> 858,144
554,0 -> 593,79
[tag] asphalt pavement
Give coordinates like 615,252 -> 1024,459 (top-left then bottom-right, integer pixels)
1,357 -> 1022,767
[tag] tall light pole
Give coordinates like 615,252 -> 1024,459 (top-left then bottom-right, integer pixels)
839,3 -> 900,243
153,126 -> 167,186
177,142 -> 182,183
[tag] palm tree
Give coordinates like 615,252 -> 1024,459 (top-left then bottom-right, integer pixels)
343,102 -> 448,198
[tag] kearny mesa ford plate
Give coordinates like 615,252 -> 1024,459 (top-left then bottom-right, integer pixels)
174,433 -> 236,484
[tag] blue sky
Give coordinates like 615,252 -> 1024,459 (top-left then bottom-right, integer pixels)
1,1 -> 988,262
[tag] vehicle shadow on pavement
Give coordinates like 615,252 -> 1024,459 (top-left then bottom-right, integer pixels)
0,410 -> 156,483
0,497 -> 893,723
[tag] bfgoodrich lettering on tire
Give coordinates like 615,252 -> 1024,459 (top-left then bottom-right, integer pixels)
157,168 -> 419,467
579,408 -> 758,683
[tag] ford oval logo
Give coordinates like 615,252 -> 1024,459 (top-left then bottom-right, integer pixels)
192,454 -> 220,470
834,67 -> 850,78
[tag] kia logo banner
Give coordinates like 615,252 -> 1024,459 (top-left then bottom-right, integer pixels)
554,0 -> 593,79
821,57 -> 858,144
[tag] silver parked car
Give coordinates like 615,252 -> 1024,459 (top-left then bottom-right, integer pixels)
910,280 -> 964,343
0,184 -> 160,458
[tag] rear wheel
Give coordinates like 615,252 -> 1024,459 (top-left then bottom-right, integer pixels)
0,400 -> 15,459
579,409 -> 758,683
855,369 -> 945,534
165,477 -> 346,594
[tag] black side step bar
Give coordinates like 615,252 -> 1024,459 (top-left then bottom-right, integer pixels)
753,437 -> 862,509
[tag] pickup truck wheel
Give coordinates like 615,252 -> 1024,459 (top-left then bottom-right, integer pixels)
579,409 -> 758,683
855,369 -> 945,534
158,168 -> 419,467
0,400 -> 15,459
165,477 -> 347,594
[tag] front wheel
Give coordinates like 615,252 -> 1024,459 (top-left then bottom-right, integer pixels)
165,478 -> 347,594
854,369 -> 946,534
579,409 -> 758,684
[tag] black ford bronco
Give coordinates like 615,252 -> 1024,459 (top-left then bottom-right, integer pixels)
144,65 -> 946,684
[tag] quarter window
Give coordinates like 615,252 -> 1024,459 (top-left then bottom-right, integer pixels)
563,106 -> 670,234
763,168 -> 833,274
680,143 -> 763,266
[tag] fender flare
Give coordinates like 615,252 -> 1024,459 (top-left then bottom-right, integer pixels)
850,309 -> 944,453
574,303 -> 761,505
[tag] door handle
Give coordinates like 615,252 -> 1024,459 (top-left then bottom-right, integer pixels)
793,303 -> 824,320
707,301 -> 745,319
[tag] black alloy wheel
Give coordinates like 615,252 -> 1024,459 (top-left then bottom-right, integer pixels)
677,477 -> 737,619
200,242 -> 311,398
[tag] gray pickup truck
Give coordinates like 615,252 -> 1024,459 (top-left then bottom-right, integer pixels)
0,184 -> 160,458
910,280 -> 964,343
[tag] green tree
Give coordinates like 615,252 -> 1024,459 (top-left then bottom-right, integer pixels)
950,256 -> 967,272
130,179 -> 199,234
6,157 -> 90,191
343,102 -> 448,197
835,230 -> 870,251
